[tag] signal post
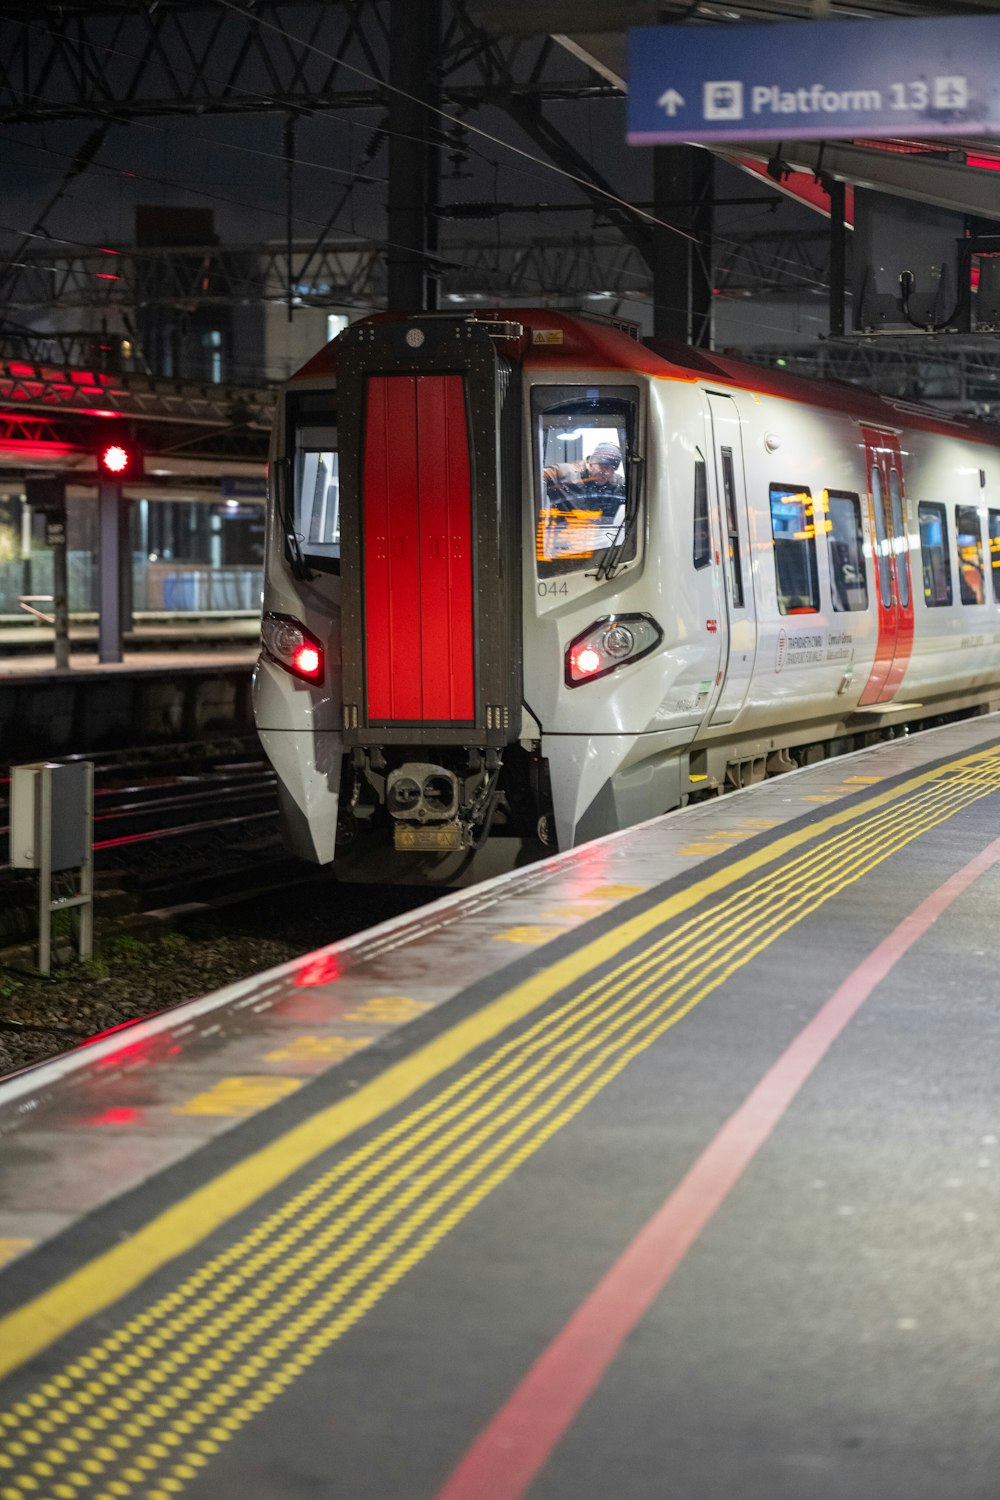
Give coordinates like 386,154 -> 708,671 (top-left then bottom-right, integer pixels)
95,426 -> 142,664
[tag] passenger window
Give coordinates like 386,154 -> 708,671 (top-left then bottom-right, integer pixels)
988,509 -> 1000,603
532,385 -> 639,579
291,422 -> 340,572
693,452 -> 710,569
769,484 -> 819,615
956,504 -> 985,605
720,448 -> 744,607
918,502 -> 952,606
824,490 -> 868,611
870,466 -> 891,610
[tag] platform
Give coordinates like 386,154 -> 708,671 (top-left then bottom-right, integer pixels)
0,615 -> 260,678
2,714 -> 1000,1499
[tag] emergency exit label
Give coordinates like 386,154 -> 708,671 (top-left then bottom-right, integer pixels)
627,13 -> 1000,143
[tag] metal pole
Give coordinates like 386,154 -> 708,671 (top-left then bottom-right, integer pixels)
387,0 -> 441,311
20,496 -> 31,596
52,528 -> 70,670
38,767 -> 52,977
120,495 -> 134,634
98,477 -> 123,663
79,762 -> 94,962
828,177 -> 847,338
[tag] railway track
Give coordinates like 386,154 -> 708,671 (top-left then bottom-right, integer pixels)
0,736 -> 286,944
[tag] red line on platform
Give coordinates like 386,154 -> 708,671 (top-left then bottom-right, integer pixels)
435,834 -> 1000,1500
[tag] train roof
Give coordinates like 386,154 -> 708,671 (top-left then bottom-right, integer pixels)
292,307 -> 1000,449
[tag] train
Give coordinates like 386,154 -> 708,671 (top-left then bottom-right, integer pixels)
252,307 -> 1000,881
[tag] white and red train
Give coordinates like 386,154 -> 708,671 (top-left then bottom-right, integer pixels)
253,308 -> 1000,879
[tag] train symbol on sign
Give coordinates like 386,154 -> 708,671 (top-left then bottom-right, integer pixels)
703,81 -> 744,120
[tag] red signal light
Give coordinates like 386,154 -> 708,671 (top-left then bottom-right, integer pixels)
100,443 -> 130,475
95,425 -> 143,480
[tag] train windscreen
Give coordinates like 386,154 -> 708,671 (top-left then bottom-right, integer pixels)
532,386 -> 639,579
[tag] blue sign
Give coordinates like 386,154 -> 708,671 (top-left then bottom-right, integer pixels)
221,475 -> 267,499
627,14 -> 1000,144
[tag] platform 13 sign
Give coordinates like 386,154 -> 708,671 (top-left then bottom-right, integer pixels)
627,13 -> 1000,144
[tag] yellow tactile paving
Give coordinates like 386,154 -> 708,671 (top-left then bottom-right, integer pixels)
340,997 -> 431,1024
493,925 -> 567,944
582,884 -> 647,900
541,904 -> 614,920
264,1037 -> 373,1064
173,1077 -> 303,1118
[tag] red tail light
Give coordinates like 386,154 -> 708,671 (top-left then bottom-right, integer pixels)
262,612 -> 324,683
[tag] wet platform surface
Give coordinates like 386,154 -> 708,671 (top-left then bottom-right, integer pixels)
2,714 -> 1000,1499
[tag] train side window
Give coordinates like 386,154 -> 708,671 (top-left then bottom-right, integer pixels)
956,504 -> 985,605
869,467 -> 891,610
293,424 -> 340,571
824,490 -> 868,611
888,468 -> 910,609
532,385 -> 639,579
918,503 -> 952,606
989,509 -> 1000,603
720,448 -> 744,606
693,451 -> 710,569
769,484 -> 819,615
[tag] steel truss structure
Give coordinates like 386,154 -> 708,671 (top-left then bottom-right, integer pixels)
3,227 -> 838,318
0,360 -> 274,462
744,340 -> 1000,418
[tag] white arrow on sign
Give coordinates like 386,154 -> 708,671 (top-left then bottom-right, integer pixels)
658,88 -> 685,116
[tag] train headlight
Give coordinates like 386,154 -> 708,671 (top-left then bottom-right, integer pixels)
262,611 -> 325,683
565,613 -> 662,688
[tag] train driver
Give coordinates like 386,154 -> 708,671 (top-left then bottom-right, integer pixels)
543,442 -> 625,520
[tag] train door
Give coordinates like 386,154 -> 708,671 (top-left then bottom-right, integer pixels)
857,426 -> 914,705
362,374 -> 475,722
706,392 -> 758,723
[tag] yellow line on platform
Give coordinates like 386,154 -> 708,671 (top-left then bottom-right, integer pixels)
0,741 -> 997,1384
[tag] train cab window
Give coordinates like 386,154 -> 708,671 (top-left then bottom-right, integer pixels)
956,505 -> 985,605
989,509 -> 1000,603
292,426 -> 340,570
693,452 -> 710,569
824,490 -> 868,611
533,385 -> 639,579
918,503 -> 952,606
769,484 -> 819,615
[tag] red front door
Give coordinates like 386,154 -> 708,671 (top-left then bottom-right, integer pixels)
362,373 -> 475,724
858,426 -> 914,706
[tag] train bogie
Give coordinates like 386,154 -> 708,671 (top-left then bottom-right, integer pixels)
254,308 -> 1000,881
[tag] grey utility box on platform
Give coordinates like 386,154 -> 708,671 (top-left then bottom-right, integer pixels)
10,761 -> 94,975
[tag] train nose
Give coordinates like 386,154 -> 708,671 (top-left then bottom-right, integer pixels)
386,764 -> 460,824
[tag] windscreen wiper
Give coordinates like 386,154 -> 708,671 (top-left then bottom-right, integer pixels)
274,457 -> 313,582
